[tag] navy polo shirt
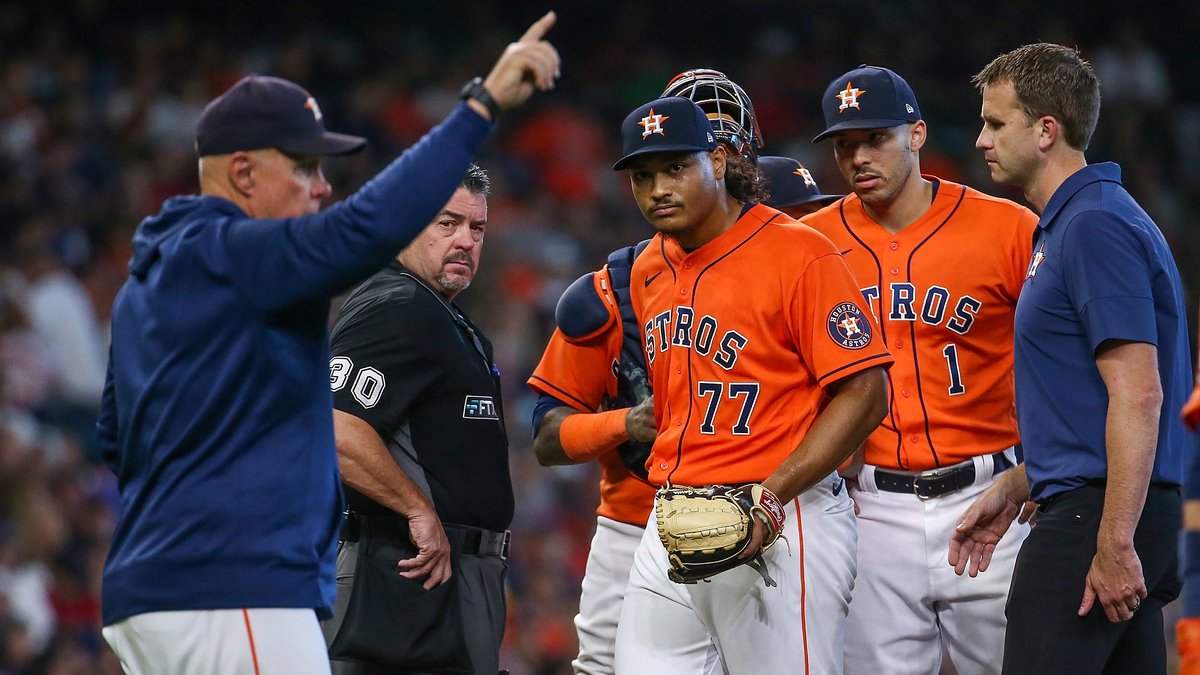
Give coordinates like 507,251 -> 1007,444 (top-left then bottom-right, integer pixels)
1014,162 -> 1192,503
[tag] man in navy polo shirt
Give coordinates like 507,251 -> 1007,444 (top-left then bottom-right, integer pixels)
949,43 -> 1191,674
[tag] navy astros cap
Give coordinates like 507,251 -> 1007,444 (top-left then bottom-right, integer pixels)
195,75 -> 367,157
760,156 -> 842,209
613,97 -> 718,170
813,65 -> 921,142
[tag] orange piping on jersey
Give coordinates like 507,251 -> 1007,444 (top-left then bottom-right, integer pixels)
242,608 -> 261,675
795,497 -> 809,675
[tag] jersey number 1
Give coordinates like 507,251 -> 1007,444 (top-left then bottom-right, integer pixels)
942,344 -> 966,396
697,382 -> 759,435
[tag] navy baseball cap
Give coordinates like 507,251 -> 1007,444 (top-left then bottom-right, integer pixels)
813,65 -> 922,142
613,97 -> 718,170
760,156 -> 842,209
195,75 -> 366,157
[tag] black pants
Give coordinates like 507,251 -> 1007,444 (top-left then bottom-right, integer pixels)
323,536 -> 508,675
1003,483 -> 1181,675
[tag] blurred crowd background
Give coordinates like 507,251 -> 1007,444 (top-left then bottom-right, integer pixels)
0,0 -> 1197,673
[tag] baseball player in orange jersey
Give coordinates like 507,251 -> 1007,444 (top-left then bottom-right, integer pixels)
527,69 -> 766,675
802,65 -> 1038,675
610,95 -> 893,675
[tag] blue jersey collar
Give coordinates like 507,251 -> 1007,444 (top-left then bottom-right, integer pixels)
1037,161 -> 1123,230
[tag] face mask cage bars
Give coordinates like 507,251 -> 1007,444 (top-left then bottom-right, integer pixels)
663,69 -> 765,161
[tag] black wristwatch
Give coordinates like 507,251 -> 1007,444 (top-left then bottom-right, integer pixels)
460,77 -> 501,121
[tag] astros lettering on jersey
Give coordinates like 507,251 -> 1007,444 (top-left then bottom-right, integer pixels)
630,203 -> 894,487
803,178 -> 1037,470
528,268 -> 657,525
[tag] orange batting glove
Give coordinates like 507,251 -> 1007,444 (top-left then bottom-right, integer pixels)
1179,617 -> 1200,675
1183,384 -> 1200,432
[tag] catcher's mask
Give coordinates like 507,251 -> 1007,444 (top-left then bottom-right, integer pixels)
662,69 -> 764,160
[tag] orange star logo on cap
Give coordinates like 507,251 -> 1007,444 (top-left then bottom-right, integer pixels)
836,82 -> 865,112
793,166 -> 817,188
639,109 -> 669,138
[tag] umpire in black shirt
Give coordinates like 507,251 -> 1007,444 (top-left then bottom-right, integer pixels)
323,164 -> 512,675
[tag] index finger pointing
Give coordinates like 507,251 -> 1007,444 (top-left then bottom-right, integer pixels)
520,10 -> 557,43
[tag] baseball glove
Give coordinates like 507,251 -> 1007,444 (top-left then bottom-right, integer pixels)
655,484 -> 786,587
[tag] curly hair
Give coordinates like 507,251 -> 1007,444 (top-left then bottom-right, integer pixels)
723,153 -> 769,204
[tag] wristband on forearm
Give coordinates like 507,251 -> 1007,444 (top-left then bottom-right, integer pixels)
559,408 -> 630,462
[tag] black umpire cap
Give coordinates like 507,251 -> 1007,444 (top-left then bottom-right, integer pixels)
813,65 -> 922,142
195,75 -> 367,157
760,157 -> 842,210
613,97 -> 718,170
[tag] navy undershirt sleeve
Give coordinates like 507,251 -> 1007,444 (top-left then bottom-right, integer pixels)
531,393 -> 572,438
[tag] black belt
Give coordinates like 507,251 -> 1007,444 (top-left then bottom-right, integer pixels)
341,513 -> 511,560
874,451 -> 1014,499
445,525 -> 511,560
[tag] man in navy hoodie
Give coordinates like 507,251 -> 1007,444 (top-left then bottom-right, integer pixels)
96,13 -> 559,675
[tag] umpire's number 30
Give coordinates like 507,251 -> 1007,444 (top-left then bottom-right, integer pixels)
696,381 -> 760,435
329,356 -> 386,409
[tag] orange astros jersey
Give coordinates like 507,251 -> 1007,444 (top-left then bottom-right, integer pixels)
803,178 -> 1037,471
528,269 -> 657,526
630,203 -> 894,488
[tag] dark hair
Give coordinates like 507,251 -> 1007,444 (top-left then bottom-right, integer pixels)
972,43 -> 1101,151
461,163 -> 490,195
724,153 -> 769,204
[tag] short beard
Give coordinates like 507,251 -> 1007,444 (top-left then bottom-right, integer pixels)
435,273 -> 471,294
858,151 -> 913,206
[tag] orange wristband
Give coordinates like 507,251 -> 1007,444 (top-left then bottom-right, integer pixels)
559,409 -> 630,463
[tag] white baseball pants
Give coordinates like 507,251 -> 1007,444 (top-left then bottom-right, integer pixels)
845,451 -> 1030,675
614,473 -> 857,675
572,516 -> 646,675
102,607 -> 331,675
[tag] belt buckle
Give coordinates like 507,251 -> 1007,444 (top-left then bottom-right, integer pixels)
500,530 -> 511,560
913,468 -> 950,500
